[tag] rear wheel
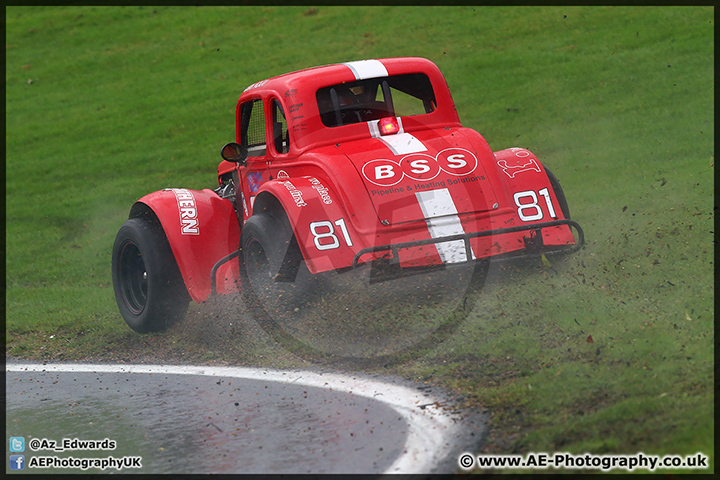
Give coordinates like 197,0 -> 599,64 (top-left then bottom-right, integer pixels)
238,211 -> 491,366
239,212 -> 311,311
544,165 -> 571,219
112,216 -> 189,333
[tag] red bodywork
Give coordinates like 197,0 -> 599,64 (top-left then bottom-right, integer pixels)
128,57 -> 580,303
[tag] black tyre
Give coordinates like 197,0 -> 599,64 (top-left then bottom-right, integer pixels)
239,212 -> 311,310
544,165 -> 571,219
112,216 -> 190,333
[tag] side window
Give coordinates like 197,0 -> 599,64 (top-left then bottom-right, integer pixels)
272,99 -> 289,154
240,99 -> 266,157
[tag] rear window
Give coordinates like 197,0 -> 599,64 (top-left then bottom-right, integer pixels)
316,73 -> 436,128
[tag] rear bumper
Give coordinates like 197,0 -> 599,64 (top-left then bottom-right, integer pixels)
352,219 -> 584,267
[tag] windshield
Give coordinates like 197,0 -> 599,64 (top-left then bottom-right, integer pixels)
316,73 -> 436,128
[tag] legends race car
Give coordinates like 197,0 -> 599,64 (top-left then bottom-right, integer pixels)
112,57 -> 583,333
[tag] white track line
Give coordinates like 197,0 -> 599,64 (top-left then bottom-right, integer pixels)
6,363 -> 460,474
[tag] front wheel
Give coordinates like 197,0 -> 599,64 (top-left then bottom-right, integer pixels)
112,216 -> 190,333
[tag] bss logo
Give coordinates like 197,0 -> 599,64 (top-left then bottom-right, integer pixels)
363,148 -> 478,186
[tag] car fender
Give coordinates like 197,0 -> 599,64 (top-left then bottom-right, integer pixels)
491,147 -> 575,249
492,148 -> 565,216
130,188 -> 241,302
252,177 -> 366,274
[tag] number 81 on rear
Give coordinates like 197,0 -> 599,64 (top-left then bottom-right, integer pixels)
514,188 -> 557,222
310,218 -> 354,250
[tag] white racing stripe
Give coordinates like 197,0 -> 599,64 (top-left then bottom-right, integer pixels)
369,118 -> 428,156
343,59 -> 389,80
6,362 -> 460,474
416,188 -> 474,263
379,132 -> 428,156
345,60 -> 427,157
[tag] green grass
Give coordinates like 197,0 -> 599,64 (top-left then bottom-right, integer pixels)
6,5 -> 713,474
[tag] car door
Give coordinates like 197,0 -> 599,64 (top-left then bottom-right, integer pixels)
237,98 -> 269,216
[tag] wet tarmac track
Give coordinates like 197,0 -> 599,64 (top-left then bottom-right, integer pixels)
6,363 -> 485,474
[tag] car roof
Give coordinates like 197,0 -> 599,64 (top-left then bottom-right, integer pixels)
242,57 -> 443,94
235,57 -> 461,151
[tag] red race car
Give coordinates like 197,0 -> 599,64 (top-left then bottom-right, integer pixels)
112,57 -> 583,333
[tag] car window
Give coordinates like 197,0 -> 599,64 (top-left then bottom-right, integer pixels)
272,99 -> 289,154
240,99 -> 266,157
316,73 -> 436,128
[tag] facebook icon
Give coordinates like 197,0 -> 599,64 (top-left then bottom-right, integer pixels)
10,455 -> 25,470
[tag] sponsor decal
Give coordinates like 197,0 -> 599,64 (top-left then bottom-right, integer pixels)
446,175 -> 486,185
285,88 -> 298,98
497,149 -> 542,178
289,103 -> 303,113
276,170 -> 290,179
362,148 -> 478,186
309,177 -> 333,204
247,172 -> 263,193
371,186 -> 406,197
409,180 -> 447,191
172,189 -> 200,235
281,180 -> 307,207
243,79 -> 268,92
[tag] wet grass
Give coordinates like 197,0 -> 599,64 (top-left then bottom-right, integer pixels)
6,5 -> 713,474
